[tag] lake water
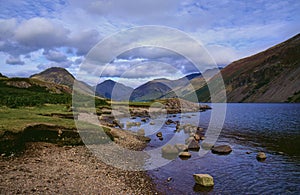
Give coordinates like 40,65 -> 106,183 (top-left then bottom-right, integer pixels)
121,103 -> 300,194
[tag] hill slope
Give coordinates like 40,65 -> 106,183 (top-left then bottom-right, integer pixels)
95,80 -> 133,101
30,67 -> 93,94
183,33 -> 300,102
0,73 -> 7,78
0,77 -> 72,107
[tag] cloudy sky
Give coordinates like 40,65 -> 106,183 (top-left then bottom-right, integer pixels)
0,0 -> 299,87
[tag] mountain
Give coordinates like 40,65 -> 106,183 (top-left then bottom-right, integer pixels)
30,67 -> 93,94
95,80 -> 134,101
183,33 -> 300,102
0,73 -> 7,78
30,67 -> 76,88
130,73 -> 202,101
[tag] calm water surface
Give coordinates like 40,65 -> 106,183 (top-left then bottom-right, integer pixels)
123,103 -> 300,194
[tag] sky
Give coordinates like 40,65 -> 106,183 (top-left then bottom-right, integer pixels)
0,0 -> 299,87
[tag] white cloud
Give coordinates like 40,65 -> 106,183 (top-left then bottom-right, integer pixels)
68,29 -> 101,55
0,18 -> 17,40
43,49 -> 68,62
5,55 -> 25,65
14,17 -> 70,49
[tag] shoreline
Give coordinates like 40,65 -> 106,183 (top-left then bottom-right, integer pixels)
0,142 -> 159,194
0,99 -> 211,193
0,123 -> 161,194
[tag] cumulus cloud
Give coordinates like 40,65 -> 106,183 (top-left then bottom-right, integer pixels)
68,29 -> 101,55
14,17 -> 70,49
5,55 -> 25,65
0,18 -> 17,40
43,49 -> 68,62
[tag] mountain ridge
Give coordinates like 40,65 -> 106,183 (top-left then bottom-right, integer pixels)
95,79 -> 133,101
183,33 -> 300,102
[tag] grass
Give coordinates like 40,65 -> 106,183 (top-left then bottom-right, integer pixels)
0,104 -> 76,133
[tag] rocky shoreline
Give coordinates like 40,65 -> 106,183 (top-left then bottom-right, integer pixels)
0,123 -> 159,194
0,98 -> 212,194
0,142 -> 158,194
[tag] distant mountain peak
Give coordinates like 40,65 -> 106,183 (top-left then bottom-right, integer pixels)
95,80 -> 133,101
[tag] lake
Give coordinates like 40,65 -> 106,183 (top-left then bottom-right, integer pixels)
121,103 -> 300,194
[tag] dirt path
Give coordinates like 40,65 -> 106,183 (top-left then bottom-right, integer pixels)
0,142 -> 160,194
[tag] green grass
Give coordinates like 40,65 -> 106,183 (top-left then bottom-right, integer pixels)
0,104 -> 76,133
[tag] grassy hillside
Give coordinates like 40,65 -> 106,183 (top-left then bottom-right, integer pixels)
182,33 -> 300,102
0,77 -> 72,108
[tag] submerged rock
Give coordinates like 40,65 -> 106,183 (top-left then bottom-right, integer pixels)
211,145 -> 232,155
201,142 -> 214,150
175,144 -> 188,152
193,174 -> 214,187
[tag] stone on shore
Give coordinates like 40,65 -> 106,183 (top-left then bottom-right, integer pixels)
193,174 -> 214,187
211,145 -> 232,155
256,152 -> 267,161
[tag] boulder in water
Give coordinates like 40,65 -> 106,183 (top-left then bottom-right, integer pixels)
161,145 -> 178,155
179,151 -> 191,159
256,152 -> 267,161
211,145 -> 232,155
156,132 -> 162,137
193,174 -> 214,187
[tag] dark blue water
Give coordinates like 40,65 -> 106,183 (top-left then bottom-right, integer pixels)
123,104 -> 300,194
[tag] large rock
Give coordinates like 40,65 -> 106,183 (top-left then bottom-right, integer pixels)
188,139 -> 200,151
161,145 -> 178,155
211,145 -> 232,155
193,174 -> 214,187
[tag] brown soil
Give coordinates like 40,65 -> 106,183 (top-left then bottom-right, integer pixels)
0,142 -> 160,194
